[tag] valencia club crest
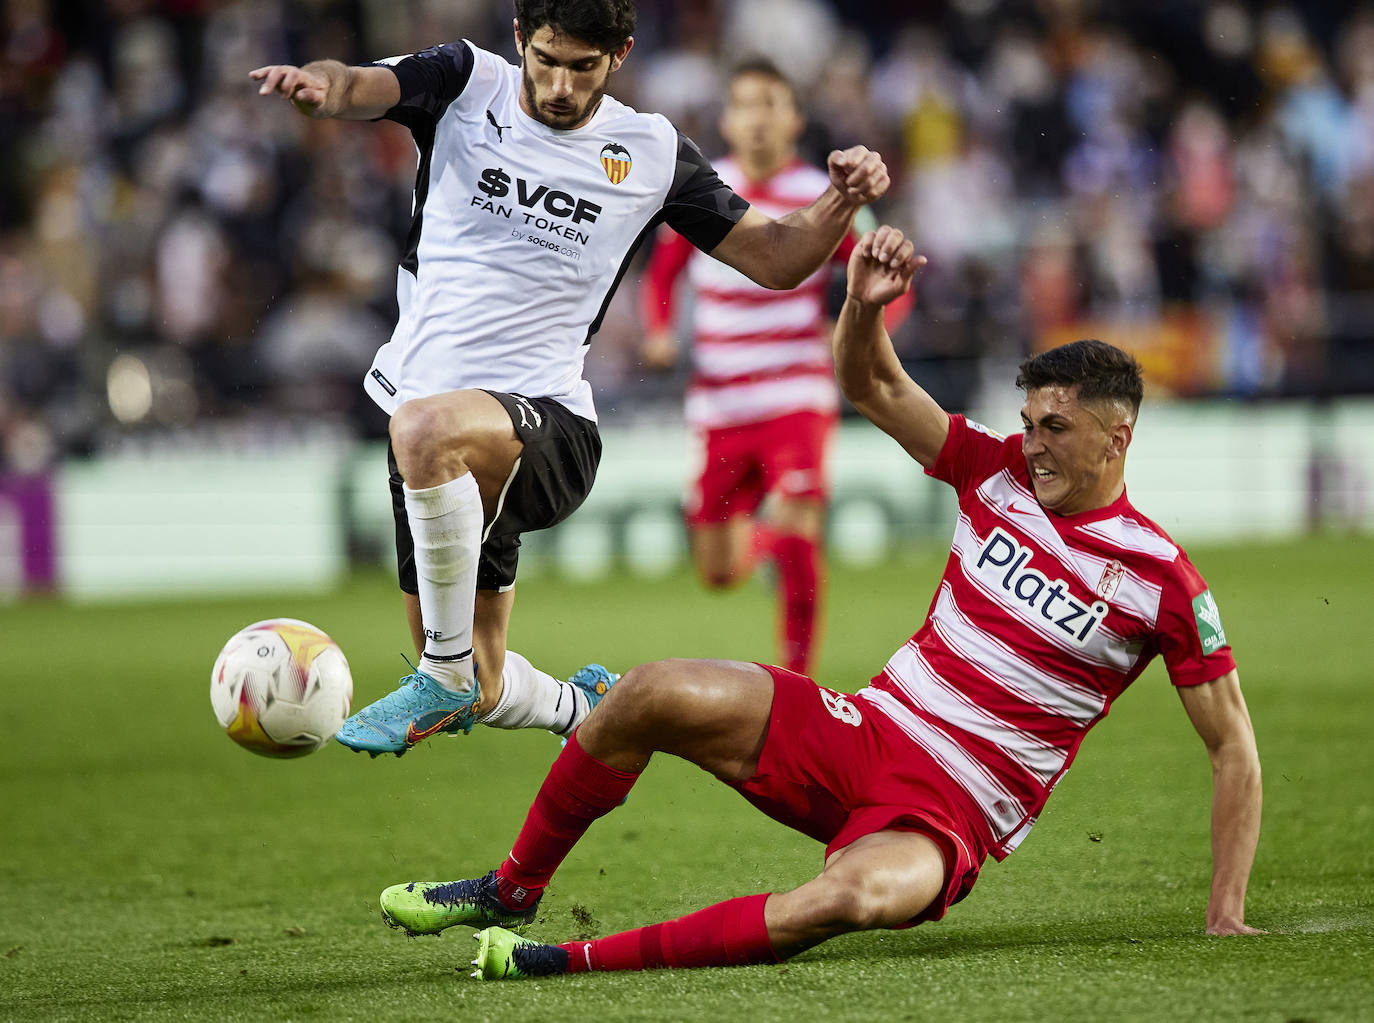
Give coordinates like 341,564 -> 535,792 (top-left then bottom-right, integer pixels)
600,143 -> 632,184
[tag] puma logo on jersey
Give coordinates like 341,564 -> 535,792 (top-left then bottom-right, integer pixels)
973,528 -> 1110,646
485,109 -> 510,142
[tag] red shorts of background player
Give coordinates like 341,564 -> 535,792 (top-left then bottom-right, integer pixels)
724,666 -> 992,926
686,410 -> 837,526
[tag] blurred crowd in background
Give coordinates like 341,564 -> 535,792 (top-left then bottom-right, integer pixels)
3,0 -> 1374,474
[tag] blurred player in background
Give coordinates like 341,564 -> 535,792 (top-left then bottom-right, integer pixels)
377,227 -> 1263,977
250,0 -> 891,758
641,58 -> 906,675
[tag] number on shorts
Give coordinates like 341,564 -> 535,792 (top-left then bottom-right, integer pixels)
820,688 -> 862,727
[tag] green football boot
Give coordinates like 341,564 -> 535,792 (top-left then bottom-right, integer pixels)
380,871 -> 539,936
470,926 -> 569,979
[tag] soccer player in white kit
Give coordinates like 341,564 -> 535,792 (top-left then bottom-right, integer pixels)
373,228 -> 1263,979
250,0 -> 892,756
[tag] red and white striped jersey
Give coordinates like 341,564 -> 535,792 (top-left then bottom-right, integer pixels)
642,157 -> 853,430
855,414 -> 1237,860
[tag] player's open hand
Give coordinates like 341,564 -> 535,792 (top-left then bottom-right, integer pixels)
640,329 -> 678,371
250,64 -> 331,117
847,226 -> 925,308
827,146 -> 890,207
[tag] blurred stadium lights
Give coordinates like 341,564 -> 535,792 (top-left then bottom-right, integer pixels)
105,354 -> 152,424
105,351 -> 199,427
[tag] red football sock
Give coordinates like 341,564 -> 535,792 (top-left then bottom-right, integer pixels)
495,732 -> 639,908
560,894 -> 778,972
772,533 -> 822,674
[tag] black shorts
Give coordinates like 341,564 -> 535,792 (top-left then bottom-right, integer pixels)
389,391 -> 602,592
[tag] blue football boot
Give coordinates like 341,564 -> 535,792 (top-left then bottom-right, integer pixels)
567,663 -> 618,718
335,669 -> 480,758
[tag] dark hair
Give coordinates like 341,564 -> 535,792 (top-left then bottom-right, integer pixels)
1015,339 -> 1143,416
728,55 -> 797,103
515,0 -> 637,53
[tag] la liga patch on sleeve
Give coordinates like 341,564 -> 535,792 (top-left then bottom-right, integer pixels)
1192,589 -> 1228,654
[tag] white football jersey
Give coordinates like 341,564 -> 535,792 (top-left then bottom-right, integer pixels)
364,41 -> 748,421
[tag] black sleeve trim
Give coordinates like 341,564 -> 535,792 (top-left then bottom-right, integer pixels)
369,40 -> 475,128
661,132 -> 750,253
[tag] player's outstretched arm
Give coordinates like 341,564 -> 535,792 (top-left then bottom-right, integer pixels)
833,227 -> 949,470
709,146 -> 890,291
1177,668 -> 1266,936
249,60 -> 399,120
640,230 -> 693,370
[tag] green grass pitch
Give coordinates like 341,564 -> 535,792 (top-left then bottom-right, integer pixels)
2,534 -> 1371,1021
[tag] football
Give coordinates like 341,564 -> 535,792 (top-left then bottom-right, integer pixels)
210,618 -> 353,758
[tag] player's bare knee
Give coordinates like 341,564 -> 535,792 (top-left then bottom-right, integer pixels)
802,867 -> 912,928
694,553 -> 746,590
796,883 -> 867,935
598,661 -> 705,733
583,662 -> 653,734
700,568 -> 737,590
389,399 -> 444,469
606,660 -> 681,712
808,877 -> 901,933
392,399 -> 472,484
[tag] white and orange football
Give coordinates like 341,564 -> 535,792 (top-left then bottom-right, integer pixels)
210,618 -> 352,758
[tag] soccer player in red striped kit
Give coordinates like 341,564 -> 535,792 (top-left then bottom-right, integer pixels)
640,58 -> 908,675
379,226 -> 1264,978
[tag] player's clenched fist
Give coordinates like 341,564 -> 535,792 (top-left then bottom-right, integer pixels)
846,227 -> 925,307
826,146 -> 890,207
250,64 -> 333,117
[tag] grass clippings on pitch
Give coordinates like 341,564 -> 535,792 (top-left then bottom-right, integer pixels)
1,534 -> 1371,1022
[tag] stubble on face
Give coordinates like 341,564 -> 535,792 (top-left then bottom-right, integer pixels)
519,34 -> 613,130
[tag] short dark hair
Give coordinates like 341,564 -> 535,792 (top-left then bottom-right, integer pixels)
1016,339 -> 1144,417
515,0 -> 636,54
728,55 -> 797,103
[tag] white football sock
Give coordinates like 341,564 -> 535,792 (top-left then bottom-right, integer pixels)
479,650 -> 588,736
404,473 -> 482,694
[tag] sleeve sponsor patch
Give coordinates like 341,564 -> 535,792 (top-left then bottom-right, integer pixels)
1191,589 -> 1227,654
966,418 -> 1004,440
